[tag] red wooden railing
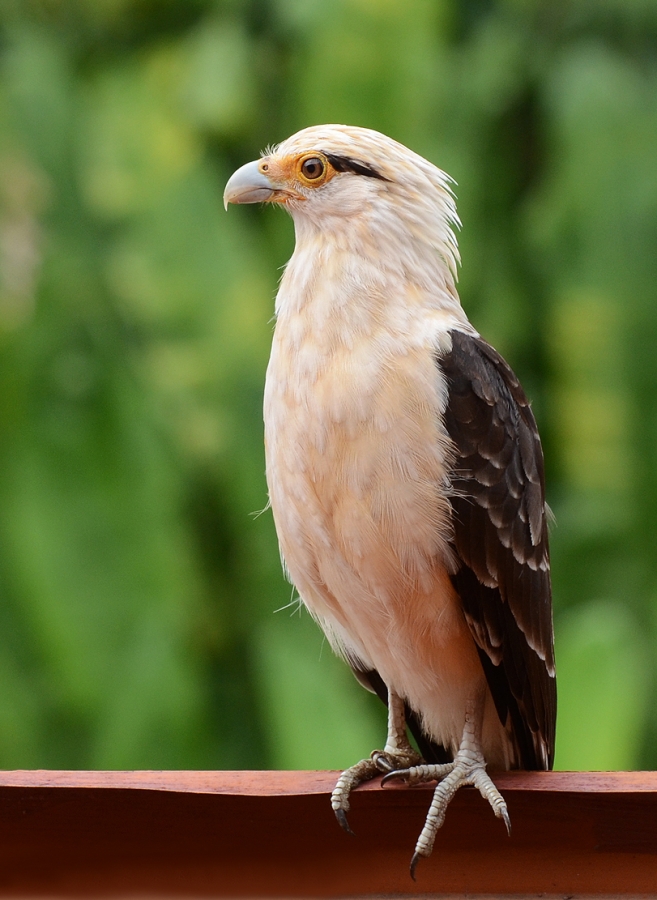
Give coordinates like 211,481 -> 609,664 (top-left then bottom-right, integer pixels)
0,770 -> 654,896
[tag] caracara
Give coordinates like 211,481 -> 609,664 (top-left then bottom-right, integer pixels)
224,125 -> 556,875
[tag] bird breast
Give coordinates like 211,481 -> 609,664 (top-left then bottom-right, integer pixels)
263,274 -> 465,668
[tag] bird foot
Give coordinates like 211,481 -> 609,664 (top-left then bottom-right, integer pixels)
383,748 -> 509,879
332,745 -> 423,834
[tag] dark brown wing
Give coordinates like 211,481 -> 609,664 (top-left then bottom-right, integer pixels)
438,329 -> 556,770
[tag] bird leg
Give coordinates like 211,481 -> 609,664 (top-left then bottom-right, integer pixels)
332,689 -> 422,834
381,691 -> 510,878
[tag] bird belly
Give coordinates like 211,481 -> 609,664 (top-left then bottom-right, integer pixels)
264,333 -> 511,764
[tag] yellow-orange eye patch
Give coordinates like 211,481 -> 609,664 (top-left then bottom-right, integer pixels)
257,152 -> 338,193
255,150 -> 387,203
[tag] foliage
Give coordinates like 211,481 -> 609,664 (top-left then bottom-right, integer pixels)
0,0 -> 655,770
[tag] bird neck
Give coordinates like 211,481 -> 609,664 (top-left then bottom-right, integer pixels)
275,215 -> 468,336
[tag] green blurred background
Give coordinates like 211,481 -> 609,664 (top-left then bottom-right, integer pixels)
0,0 -> 655,772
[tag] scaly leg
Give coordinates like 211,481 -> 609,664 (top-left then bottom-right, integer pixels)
382,691 -> 510,879
332,689 -> 422,833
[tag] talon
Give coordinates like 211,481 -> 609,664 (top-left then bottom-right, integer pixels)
335,807 -> 355,836
371,751 -> 393,773
380,768 -> 406,787
501,805 -> 511,836
410,851 -> 422,881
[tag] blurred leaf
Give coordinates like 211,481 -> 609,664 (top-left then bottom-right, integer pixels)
252,614 -> 384,770
80,51 -> 201,218
0,24 -> 72,175
555,601 -> 650,770
181,17 -> 257,136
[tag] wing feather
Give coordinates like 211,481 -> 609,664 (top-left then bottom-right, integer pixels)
438,329 -> 556,770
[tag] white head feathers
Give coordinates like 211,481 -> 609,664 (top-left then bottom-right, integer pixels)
273,125 -> 461,286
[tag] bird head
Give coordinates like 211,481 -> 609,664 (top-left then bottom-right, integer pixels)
224,125 -> 461,283
224,125 -> 397,215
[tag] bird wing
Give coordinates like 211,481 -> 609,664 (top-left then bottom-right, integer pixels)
438,329 -> 556,770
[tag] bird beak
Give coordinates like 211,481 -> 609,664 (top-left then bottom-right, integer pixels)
224,160 -> 281,209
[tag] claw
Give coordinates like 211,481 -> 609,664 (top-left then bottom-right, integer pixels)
335,807 -> 355,836
501,804 -> 511,836
380,768 -> 406,787
410,851 -> 422,881
371,751 -> 394,773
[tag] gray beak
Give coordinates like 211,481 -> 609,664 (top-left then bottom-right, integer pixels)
223,160 -> 276,209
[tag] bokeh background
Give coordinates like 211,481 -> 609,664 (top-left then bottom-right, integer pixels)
0,0 -> 655,772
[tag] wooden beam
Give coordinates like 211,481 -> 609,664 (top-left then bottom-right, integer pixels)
0,770 -> 654,896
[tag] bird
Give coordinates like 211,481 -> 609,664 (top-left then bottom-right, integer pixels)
224,125 -> 556,876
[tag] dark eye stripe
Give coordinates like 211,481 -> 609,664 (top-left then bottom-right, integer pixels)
323,153 -> 389,181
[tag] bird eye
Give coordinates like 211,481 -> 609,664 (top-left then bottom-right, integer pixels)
300,157 -> 325,181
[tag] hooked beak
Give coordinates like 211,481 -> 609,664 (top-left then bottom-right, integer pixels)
224,159 -> 305,209
224,160 -> 283,209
